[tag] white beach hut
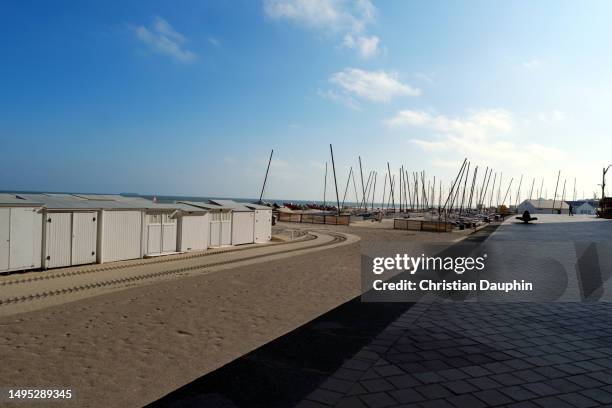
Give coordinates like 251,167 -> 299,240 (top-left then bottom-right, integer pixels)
109,197 -> 180,257
209,199 -> 255,246
175,204 -> 210,252
244,203 -> 272,243
179,201 -> 233,247
17,194 -> 151,268
97,207 -> 143,263
0,194 -> 43,273
144,209 -> 177,256
18,194 -> 101,269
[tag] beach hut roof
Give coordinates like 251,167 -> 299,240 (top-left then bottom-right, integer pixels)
244,203 -> 272,210
207,199 -> 252,211
0,193 -> 44,207
14,193 -> 144,210
177,201 -> 231,212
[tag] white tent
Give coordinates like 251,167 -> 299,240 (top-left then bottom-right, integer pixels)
517,199 -> 570,215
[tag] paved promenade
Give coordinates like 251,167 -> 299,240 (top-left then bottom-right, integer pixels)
298,215 -> 612,408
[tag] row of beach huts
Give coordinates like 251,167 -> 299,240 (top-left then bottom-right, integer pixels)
0,194 -> 272,274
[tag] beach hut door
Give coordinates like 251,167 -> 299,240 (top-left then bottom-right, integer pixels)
0,209 -> 9,271
44,213 -> 72,269
209,213 -> 221,247
71,212 -> 97,265
147,214 -> 162,254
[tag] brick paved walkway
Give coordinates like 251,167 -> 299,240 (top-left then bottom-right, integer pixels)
298,302 -> 612,408
298,216 -> 612,408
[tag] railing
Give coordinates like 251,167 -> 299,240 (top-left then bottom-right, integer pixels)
277,212 -> 350,225
393,218 -> 453,232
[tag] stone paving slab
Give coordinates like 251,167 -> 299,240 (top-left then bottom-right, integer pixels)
298,216 -> 612,408
298,302 -> 612,408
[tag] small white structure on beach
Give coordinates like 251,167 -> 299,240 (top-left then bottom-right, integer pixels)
517,199 -> 570,215
17,194 -> 148,268
70,194 -> 145,263
0,194 -> 43,273
18,194 -> 100,269
209,199 -> 255,246
1,193 -> 272,273
244,203 -> 273,243
144,209 -> 177,256
131,200 -> 211,253
174,204 -> 210,252
98,208 -> 143,264
179,201 -> 233,247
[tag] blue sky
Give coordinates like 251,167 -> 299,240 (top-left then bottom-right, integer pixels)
2,0 -> 612,201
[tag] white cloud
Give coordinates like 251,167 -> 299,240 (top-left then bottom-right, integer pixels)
263,0 -> 381,58
132,17 -> 196,63
343,34 -> 379,58
328,68 -> 420,103
522,59 -> 542,70
387,108 -> 567,169
385,109 -> 512,140
317,88 -> 361,110
538,110 -> 565,123
410,139 -> 447,151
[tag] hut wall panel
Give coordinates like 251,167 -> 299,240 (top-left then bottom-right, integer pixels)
231,212 -> 254,245
71,211 -> 97,266
0,208 -> 42,272
101,211 -> 142,263
44,213 -> 72,269
180,214 -> 209,251
210,221 -> 221,247
146,223 -> 162,254
0,209 -> 10,271
162,223 -> 177,252
221,220 -> 231,246
10,208 -> 42,271
253,210 -> 272,243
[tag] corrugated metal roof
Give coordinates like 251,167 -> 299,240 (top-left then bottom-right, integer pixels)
72,194 -> 122,201
178,201 -> 230,211
2,193 -> 264,213
172,203 -> 209,213
46,193 -> 88,201
244,203 -> 273,210
16,194 -> 143,210
208,199 -> 252,211
115,198 -> 175,210
0,193 -> 43,207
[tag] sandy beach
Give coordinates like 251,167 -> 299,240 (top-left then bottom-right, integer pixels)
0,222 -> 476,407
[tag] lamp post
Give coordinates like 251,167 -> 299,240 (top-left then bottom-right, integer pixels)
602,165 -> 612,201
